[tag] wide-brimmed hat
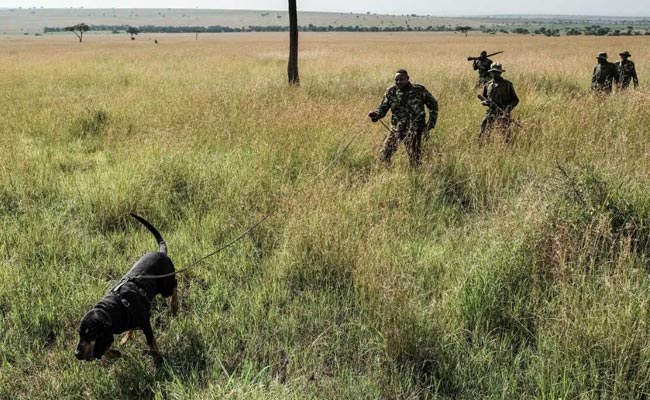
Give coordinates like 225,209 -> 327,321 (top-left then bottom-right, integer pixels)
597,52 -> 608,60
488,63 -> 505,73
619,50 -> 631,57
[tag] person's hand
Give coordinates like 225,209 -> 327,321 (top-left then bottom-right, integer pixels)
427,121 -> 436,131
481,100 -> 491,107
368,111 -> 380,122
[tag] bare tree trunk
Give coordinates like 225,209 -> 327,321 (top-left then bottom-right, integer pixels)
288,0 -> 299,85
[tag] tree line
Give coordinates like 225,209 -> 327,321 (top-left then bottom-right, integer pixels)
45,24 -> 650,36
44,24 -> 476,34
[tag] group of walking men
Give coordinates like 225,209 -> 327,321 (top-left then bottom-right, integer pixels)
368,49 -> 640,167
592,51 -> 639,92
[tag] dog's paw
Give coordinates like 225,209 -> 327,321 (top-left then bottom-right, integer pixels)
103,349 -> 122,360
145,350 -> 163,366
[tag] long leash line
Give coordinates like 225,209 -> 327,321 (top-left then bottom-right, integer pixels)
134,130 -> 361,280
379,119 -> 393,134
378,118 -> 432,142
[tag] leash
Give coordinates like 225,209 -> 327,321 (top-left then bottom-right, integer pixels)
378,118 -> 431,141
133,130 -> 361,280
379,119 -> 393,134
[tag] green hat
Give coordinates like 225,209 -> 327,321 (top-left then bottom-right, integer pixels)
597,52 -> 608,60
619,50 -> 631,57
488,63 -> 505,73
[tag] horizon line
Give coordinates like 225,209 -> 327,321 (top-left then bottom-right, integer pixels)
1,7 -> 649,18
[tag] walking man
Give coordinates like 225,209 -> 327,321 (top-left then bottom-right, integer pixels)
479,63 -> 519,144
473,51 -> 493,88
591,52 -> 618,93
615,51 -> 639,89
368,69 -> 438,167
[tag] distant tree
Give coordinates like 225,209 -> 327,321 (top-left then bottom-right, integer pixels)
126,26 -> 141,40
288,0 -> 299,85
512,27 -> 530,34
455,26 -> 471,37
64,23 -> 89,42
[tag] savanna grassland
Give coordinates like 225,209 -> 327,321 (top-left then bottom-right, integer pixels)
2,32 -> 650,399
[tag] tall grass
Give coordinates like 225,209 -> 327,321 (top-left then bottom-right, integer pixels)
1,33 -> 650,398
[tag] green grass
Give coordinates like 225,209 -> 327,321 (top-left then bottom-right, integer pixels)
2,33 -> 650,398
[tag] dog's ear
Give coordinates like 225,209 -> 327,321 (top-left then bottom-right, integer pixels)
101,314 -> 112,330
90,312 -> 114,359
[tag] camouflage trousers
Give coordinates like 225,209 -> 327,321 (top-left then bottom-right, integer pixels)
479,111 -> 513,144
380,128 -> 423,167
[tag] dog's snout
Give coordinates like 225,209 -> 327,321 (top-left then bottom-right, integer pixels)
75,341 -> 93,361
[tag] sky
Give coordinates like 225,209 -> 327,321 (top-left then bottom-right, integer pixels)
2,0 -> 649,17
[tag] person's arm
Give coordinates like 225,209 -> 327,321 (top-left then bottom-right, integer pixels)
592,66 -> 598,84
508,82 -> 519,111
423,88 -> 439,129
632,63 -> 639,88
481,84 -> 491,107
591,66 -> 600,90
369,88 -> 391,121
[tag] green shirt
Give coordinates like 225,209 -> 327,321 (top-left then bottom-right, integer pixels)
615,60 -> 639,88
592,61 -> 618,91
482,78 -> 519,112
374,83 -> 439,131
473,57 -> 493,82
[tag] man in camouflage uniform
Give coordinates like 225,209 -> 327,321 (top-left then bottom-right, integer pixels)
591,52 -> 618,93
615,51 -> 639,89
479,63 -> 519,144
473,51 -> 493,88
368,69 -> 438,167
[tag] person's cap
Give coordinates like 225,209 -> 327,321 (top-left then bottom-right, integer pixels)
488,63 -> 505,73
619,50 -> 631,57
597,52 -> 608,60
480,50 -> 487,56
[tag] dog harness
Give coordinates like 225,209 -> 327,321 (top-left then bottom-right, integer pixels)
109,278 -> 151,314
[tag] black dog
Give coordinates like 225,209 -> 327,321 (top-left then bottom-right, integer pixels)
75,213 -> 178,361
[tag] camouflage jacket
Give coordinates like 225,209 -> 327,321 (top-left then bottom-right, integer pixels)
374,83 -> 439,131
615,60 -> 639,88
591,61 -> 618,90
473,57 -> 493,80
482,78 -> 519,113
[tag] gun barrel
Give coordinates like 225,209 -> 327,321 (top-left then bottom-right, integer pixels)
468,51 -> 504,61
486,51 -> 504,58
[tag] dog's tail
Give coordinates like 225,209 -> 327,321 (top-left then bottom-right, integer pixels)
130,213 -> 167,254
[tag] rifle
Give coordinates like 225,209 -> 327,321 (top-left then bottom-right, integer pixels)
477,94 -> 522,128
467,51 -> 504,61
